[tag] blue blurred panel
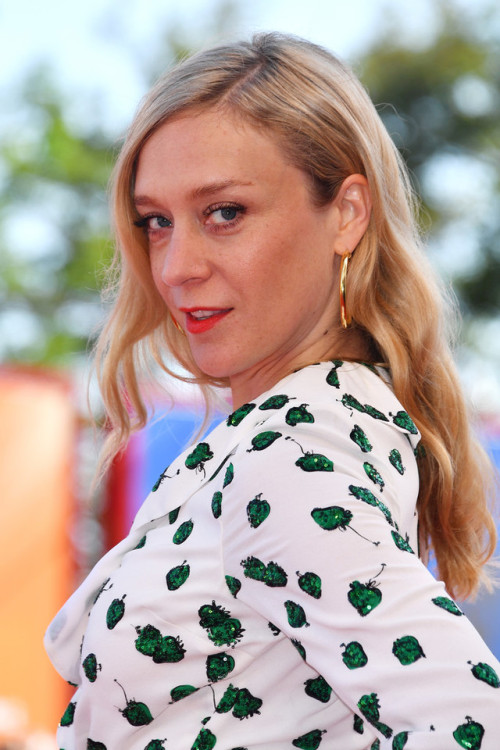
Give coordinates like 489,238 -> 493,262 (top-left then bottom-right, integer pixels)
460,436 -> 500,659
128,406 -> 223,520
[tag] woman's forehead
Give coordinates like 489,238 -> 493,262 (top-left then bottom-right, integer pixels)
133,109 -> 298,200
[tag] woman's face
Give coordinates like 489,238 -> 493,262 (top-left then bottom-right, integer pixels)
134,109 -> 359,406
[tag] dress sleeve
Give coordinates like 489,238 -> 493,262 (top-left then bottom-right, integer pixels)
220,398 -> 500,749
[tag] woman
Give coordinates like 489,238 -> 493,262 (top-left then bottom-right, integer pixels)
45,33 -> 500,749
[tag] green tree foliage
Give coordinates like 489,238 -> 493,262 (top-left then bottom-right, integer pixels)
357,2 -> 500,317
0,69 -> 114,364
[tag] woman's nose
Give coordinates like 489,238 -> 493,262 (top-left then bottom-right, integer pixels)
159,225 -> 211,287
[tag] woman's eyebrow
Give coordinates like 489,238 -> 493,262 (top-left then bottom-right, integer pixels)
190,179 -> 253,199
133,195 -> 157,208
134,180 -> 254,208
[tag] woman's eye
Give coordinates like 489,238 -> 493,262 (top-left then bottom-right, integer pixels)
133,215 -> 172,232
206,204 -> 245,226
214,207 -> 238,222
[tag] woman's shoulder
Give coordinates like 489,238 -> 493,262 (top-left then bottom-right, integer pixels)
244,360 -> 420,445
258,360 -> 394,406
221,359 -> 421,549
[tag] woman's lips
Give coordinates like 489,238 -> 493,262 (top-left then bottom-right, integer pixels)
180,308 -> 232,334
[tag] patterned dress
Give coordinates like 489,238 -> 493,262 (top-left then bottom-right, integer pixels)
45,361 -> 500,749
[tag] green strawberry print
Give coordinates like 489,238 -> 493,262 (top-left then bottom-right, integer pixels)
60,701 -> 76,727
357,693 -> 392,738
363,404 -> 388,422
297,570 -> 322,599
348,579 -> 382,616
264,561 -> 288,587
115,680 -> 153,726
82,653 -> 101,682
297,452 -> 334,472
166,561 -> 190,591
284,600 -> 309,628
392,635 -> 425,665
198,601 -> 231,627
340,393 -> 366,413
240,556 -> 287,586
432,596 -> 463,616
348,484 -> 396,527
135,624 -> 185,663
311,505 -> 379,545
259,394 -> 292,410
206,617 -> 245,648
153,635 -> 186,663
391,530 -> 414,554
227,403 -> 256,426
353,714 -> 364,734
185,442 -> 214,472
172,519 -> 194,545
241,555 -> 267,582
350,424 -> 372,453
223,463 -> 234,487
389,448 -> 405,474
390,410 -> 418,434
246,493 -> 271,528
453,716 -> 484,749
206,652 -> 235,682
168,507 -> 180,524
468,661 -> 500,688
348,566 -> 385,617
247,431 -> 282,452
285,437 -> 334,471
170,684 -> 198,702
292,728 -> 326,749
216,683 -> 239,713
231,687 -> 263,719
326,363 -> 342,388
286,404 -> 315,426
341,641 -> 368,669
291,639 -> 307,660
392,732 -> 409,749
225,574 -> 242,598
191,728 -> 217,750
211,491 -> 222,519
363,461 -> 385,491
311,505 -> 352,531
106,595 -> 126,629
304,675 -> 332,703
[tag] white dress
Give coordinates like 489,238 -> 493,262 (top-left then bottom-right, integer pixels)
45,361 -> 500,749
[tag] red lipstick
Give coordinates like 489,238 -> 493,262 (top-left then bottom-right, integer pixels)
180,308 -> 232,334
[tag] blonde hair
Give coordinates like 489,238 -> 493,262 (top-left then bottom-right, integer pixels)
96,32 -> 496,599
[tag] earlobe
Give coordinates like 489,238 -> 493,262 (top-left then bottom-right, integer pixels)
332,174 -> 372,256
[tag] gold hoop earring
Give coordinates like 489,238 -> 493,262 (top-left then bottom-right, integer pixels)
170,312 -> 186,336
339,251 -> 352,329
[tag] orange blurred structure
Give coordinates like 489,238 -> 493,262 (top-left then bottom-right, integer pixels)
0,368 -> 75,738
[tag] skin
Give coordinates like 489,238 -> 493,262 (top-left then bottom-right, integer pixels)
134,109 -> 372,408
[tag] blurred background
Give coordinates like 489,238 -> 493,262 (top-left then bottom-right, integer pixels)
1,0 -> 499,745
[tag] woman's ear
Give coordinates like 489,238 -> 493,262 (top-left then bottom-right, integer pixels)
331,174 -> 372,256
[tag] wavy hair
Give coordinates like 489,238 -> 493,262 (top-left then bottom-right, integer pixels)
95,32 -> 496,598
